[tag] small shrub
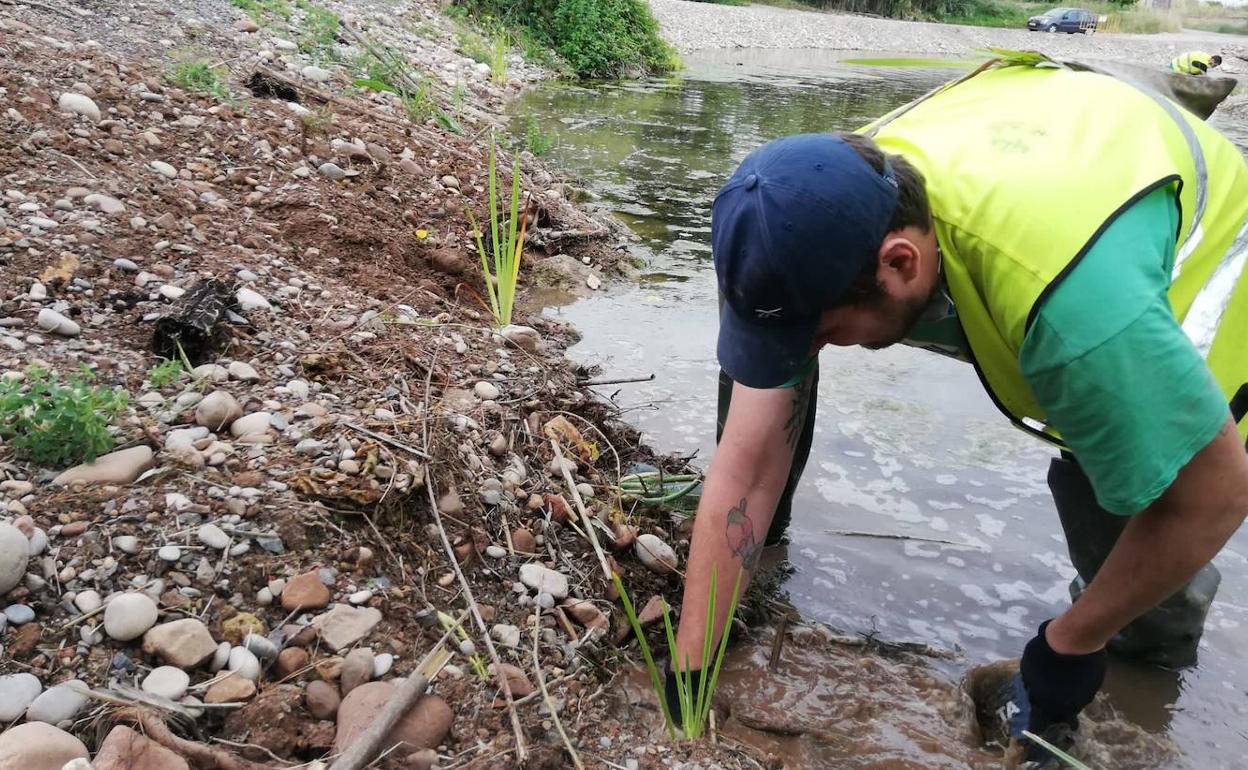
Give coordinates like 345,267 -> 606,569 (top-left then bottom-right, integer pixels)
0,366 -> 130,466
523,114 -> 555,156
295,0 -> 341,60
170,60 -> 231,101
146,359 -> 185,389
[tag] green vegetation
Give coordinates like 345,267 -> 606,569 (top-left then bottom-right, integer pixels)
0,366 -> 130,467
350,36 -> 456,129
467,142 -> 528,327
614,566 -> 743,739
523,114 -> 556,156
1023,730 -> 1098,770
438,611 -> 488,679
228,0 -> 291,21
169,60 -> 232,101
294,0 -> 341,61
146,359 -> 185,389
1185,18 -> 1248,34
453,0 -> 677,79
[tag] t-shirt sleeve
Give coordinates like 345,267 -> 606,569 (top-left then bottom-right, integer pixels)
1019,187 -> 1230,515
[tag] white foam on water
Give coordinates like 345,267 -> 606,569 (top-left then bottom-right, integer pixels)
975,513 -> 1006,538
954,619 -> 1001,640
903,541 -> 943,559
1030,550 -> 1078,580
960,584 -> 1002,607
927,500 -> 962,512
927,515 -> 951,530
815,461 -> 927,524
966,494 -> 1018,511
935,474 -> 958,485
988,605 -> 1032,633
994,579 -> 1069,606
946,556 -> 966,567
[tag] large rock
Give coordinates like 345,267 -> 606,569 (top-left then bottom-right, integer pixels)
52,446 -> 154,486
103,592 -> 159,641
0,722 -> 89,770
57,92 -> 100,122
0,522 -> 29,594
93,725 -> 190,770
142,618 -> 218,667
311,605 -> 382,651
333,682 -> 452,755
24,679 -> 89,724
519,563 -> 569,599
0,672 -> 42,720
281,570 -> 331,611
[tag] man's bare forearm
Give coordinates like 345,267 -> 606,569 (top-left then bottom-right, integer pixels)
1048,418 -> 1248,654
672,376 -> 814,669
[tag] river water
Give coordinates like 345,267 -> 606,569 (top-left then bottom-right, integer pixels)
520,50 -> 1248,768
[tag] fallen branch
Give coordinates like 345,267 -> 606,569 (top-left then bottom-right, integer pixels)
533,607 -> 585,770
327,615 -> 460,770
550,439 -> 613,581
578,374 -> 655,387
343,421 -> 431,459
425,480 -> 528,763
115,707 -> 268,770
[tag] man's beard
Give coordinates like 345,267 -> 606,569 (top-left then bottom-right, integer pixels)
862,281 -> 944,351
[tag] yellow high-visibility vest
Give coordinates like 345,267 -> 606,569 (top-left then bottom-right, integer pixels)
866,62 -> 1248,445
1171,51 -> 1214,75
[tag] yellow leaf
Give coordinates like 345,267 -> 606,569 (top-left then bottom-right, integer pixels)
543,415 -> 600,463
416,229 -> 428,240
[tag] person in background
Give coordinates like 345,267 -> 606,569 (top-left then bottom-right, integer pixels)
1170,51 -> 1222,75
669,58 -> 1248,769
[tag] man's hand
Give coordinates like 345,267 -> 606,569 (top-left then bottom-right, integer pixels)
1004,620 -> 1106,762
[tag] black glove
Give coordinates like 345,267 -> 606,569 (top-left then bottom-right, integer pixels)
663,664 -> 705,727
1015,619 -> 1106,759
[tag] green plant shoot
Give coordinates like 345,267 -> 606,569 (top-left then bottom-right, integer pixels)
147,359 -> 185,389
438,610 -> 488,679
466,141 -> 528,327
614,565 -> 743,739
1022,731 -> 1099,770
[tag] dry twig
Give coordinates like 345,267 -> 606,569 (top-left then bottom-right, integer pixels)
532,606 -> 585,770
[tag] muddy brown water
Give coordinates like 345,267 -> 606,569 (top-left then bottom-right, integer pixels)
519,49 -> 1248,768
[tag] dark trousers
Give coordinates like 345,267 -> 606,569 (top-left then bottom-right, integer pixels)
716,363 -> 1219,667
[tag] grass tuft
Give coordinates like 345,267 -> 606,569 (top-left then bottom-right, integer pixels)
169,60 -> 232,102
466,141 -> 528,327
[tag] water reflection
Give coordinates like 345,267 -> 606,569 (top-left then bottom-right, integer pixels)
523,52 -> 1248,767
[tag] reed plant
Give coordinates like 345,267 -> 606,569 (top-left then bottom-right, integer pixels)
613,565 -> 743,739
466,141 -> 528,327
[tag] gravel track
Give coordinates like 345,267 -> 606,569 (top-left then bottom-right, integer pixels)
649,0 -> 1248,69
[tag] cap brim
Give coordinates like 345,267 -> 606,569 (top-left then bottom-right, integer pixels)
716,301 -> 817,389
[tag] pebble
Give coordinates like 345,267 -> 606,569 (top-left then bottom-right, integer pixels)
341,647 -> 375,695
36,308 -> 80,337
158,545 -> 182,562
4,601 -> 35,623
373,652 -> 395,678
53,445 -> 155,487
197,523 -> 230,550
311,605 -> 382,651
319,162 -> 346,181
473,380 -> 500,400
305,679 -> 340,719
302,65 -> 331,82
282,570 -> 331,611
635,533 -> 679,574
485,545 -> 507,559
57,91 -> 101,122
159,284 -> 185,300
25,679 -> 89,724
227,645 -> 262,680
333,683 -> 452,755
0,672 -> 42,721
142,618 -> 218,668
230,411 -> 272,438
196,390 -> 243,430
295,438 -> 326,455
242,632 -> 278,660
103,592 -> 158,641
274,646 -> 308,678
511,528 -> 537,554
348,589 -> 373,605
205,672 -> 256,703
84,192 -> 126,214
0,722 -> 89,768
228,360 -> 261,382
0,522 -> 30,594
113,258 -> 139,272
29,282 -> 47,300
519,563 -> 569,599
209,641 -> 231,672
74,589 -> 102,614
113,535 -> 139,554
235,287 -> 272,312
491,623 -> 521,648
142,666 -> 190,700
150,160 -> 178,179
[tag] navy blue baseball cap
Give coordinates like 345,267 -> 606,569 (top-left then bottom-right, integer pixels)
712,133 -> 900,389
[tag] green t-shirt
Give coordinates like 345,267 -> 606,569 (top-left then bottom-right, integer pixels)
840,187 -> 1228,514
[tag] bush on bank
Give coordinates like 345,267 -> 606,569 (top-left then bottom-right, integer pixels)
453,0 -> 677,78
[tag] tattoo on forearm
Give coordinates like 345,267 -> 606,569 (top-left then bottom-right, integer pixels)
783,376 -> 812,451
725,496 -> 763,573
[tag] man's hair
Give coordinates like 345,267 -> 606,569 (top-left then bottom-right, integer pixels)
1211,54 -> 1223,66
832,132 -> 932,306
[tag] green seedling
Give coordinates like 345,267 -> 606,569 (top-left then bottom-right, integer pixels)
438,610 -> 488,679
614,565 -> 743,739
0,365 -> 130,466
1022,731 -> 1099,770
465,140 -> 528,327
146,359 -> 185,389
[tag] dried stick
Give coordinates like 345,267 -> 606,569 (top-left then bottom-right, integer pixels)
425,481 -> 528,763
533,607 -> 585,770
577,374 -> 655,387
551,439 -> 612,581
115,707 -> 268,770
327,613 -> 461,770
344,421 -> 431,459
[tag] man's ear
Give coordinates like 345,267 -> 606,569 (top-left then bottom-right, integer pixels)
876,233 -> 922,283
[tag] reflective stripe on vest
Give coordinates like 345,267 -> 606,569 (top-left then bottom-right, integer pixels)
1184,213 -> 1248,356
